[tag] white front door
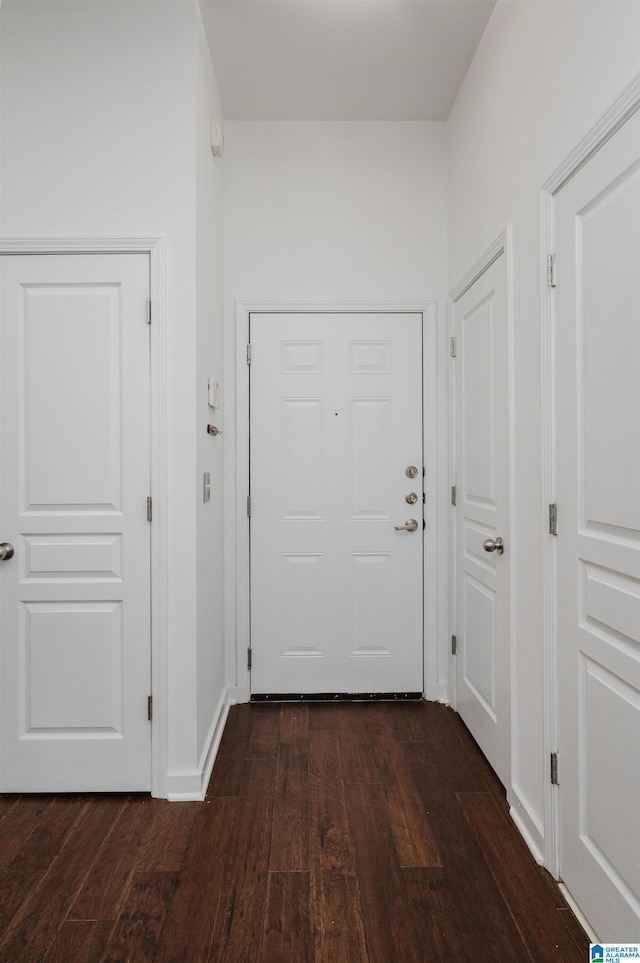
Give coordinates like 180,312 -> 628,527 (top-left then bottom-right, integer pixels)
0,253 -> 152,792
453,253 -> 510,786
554,109 -> 640,939
249,312 -> 423,695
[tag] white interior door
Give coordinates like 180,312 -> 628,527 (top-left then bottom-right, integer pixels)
249,312 -> 423,695
554,109 -> 640,939
0,253 -> 152,792
453,253 -> 510,786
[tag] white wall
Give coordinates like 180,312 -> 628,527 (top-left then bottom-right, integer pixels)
447,0 -> 640,859
224,122 -> 447,302
0,0 -> 227,797
223,121 -> 450,699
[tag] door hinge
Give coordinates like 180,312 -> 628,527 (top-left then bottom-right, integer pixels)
147,695 -> 153,721
550,751 -> 559,785
146,298 -> 152,324
549,502 -> 557,535
450,336 -> 457,358
451,485 -> 457,506
451,634 -> 457,656
247,495 -> 251,517
547,253 -> 556,288
246,343 -> 252,365
147,496 -> 153,522
247,647 -> 252,670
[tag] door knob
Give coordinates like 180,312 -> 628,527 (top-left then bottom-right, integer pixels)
0,542 -> 15,561
394,519 -> 418,533
483,537 -> 504,555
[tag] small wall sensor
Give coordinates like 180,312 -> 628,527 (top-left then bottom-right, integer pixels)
211,122 -> 224,158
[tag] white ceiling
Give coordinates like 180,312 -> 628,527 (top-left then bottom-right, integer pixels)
199,0 -> 497,121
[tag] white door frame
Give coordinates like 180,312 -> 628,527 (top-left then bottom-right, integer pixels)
448,226 -> 516,809
0,235 -> 169,798
541,73 -> 640,881
233,300 -> 442,704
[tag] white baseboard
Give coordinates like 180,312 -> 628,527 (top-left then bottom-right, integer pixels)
164,773 -> 205,801
198,685 -> 234,797
558,883 -> 598,941
510,802 -> 545,866
165,684 -> 233,801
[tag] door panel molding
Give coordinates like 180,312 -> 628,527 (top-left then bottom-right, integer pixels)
541,74 -> 640,882
233,300 -> 443,705
0,236 -> 169,798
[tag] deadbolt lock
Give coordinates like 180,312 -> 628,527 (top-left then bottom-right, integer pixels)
405,492 -> 418,505
405,466 -> 419,479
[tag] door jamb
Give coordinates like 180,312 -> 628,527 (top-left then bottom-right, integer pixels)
233,300 -> 441,703
0,236 -> 169,798
540,73 -> 640,877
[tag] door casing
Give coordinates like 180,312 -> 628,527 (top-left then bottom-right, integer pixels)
232,301 -> 446,704
0,236 -> 169,798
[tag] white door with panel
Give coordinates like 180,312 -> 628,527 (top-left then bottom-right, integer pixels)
453,254 -> 510,786
554,109 -> 640,939
0,253 -> 152,792
250,312 -> 423,695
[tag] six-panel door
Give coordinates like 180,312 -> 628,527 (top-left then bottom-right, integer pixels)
249,312 -> 424,695
0,253 -> 152,792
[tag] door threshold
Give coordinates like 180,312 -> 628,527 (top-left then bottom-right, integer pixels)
251,692 -> 423,703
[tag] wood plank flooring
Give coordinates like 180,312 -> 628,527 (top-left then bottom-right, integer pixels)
0,701 -> 588,962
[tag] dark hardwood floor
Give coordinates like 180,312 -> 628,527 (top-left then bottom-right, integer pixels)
0,701 -> 588,962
